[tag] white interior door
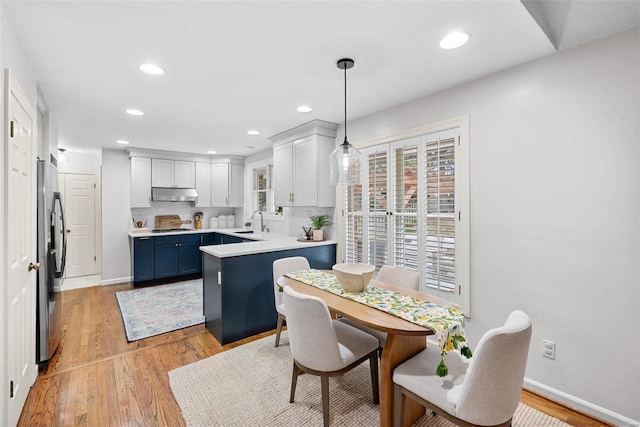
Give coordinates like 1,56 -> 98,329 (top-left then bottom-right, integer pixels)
61,173 -> 96,278
5,70 -> 38,426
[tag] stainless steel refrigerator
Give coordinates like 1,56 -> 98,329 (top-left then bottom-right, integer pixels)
36,159 -> 66,365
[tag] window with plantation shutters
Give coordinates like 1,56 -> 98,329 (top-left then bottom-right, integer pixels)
366,148 -> 389,272
393,139 -> 420,271
424,131 -> 457,294
344,182 -> 363,263
342,122 -> 469,313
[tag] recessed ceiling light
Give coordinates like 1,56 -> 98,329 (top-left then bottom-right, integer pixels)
116,140 -> 130,145
126,109 -> 144,116
207,150 -> 217,154
440,31 -> 470,49
297,105 -> 313,113
247,130 -> 260,136
139,63 -> 166,76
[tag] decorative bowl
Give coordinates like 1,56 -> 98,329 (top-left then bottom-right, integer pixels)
332,263 -> 375,292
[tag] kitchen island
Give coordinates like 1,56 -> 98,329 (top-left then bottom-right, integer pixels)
200,232 -> 336,345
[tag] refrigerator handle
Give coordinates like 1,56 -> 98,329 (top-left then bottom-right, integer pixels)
53,192 -> 67,278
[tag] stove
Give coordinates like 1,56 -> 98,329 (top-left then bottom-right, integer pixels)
151,228 -> 195,233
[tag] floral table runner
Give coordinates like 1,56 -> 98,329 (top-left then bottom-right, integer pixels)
284,269 -> 472,376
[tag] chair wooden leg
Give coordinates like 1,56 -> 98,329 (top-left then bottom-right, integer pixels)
321,375 -> 330,427
275,314 -> 284,347
394,384 -> 405,427
289,362 -> 301,403
370,352 -> 380,404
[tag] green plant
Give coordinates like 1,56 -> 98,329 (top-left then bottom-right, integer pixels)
310,214 -> 331,230
244,221 -> 252,227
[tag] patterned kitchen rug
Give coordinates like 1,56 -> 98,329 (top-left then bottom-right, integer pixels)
169,333 -> 570,427
115,279 -> 204,341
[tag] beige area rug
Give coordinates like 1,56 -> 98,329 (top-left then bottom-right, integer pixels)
169,333 -> 569,426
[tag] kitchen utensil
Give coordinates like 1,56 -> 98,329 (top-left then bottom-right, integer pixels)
302,226 -> 313,240
194,212 -> 203,229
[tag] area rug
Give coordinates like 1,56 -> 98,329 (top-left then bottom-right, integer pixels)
169,333 -> 569,426
115,279 -> 204,341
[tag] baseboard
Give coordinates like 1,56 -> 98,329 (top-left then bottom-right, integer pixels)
101,276 -> 132,286
524,378 -> 639,426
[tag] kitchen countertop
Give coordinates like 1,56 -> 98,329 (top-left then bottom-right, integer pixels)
200,231 -> 336,258
128,228 -> 247,238
129,228 -> 336,258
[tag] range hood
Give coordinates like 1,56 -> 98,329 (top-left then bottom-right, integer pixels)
151,187 -> 198,202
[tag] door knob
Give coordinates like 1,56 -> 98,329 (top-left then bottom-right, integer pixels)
66,229 -> 71,233
28,262 -> 40,271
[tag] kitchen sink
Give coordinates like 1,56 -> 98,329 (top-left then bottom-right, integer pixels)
235,230 -> 254,234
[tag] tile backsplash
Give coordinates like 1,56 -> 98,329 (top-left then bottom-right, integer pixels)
131,203 -> 335,239
131,202 -> 239,229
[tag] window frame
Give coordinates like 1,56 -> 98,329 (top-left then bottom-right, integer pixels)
336,116 -> 470,315
244,158 -> 285,222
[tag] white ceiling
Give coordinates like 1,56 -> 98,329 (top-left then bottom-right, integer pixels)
3,1 -> 638,157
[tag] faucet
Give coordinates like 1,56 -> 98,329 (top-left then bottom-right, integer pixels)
252,209 -> 265,232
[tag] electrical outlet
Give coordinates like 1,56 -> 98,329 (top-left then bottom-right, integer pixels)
542,339 -> 556,360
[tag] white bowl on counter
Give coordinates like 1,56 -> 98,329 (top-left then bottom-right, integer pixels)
332,263 -> 375,292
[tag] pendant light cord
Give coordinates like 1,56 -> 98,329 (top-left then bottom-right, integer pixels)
344,64 -> 348,144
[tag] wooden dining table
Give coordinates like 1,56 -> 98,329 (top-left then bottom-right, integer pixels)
277,272 -> 458,427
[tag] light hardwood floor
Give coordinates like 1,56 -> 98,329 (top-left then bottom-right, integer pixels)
18,282 -> 611,426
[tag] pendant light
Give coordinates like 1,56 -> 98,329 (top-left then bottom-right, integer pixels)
329,58 -> 362,185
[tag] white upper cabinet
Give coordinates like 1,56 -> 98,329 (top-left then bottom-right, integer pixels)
273,142 -> 293,206
128,149 -> 244,208
195,162 -> 212,207
270,120 -> 338,207
174,161 -> 195,188
211,160 -> 244,207
152,159 -> 195,188
131,157 -> 152,207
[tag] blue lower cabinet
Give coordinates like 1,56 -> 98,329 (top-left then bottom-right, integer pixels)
154,237 -> 180,278
215,233 -> 243,244
200,233 -> 216,246
179,235 -> 202,275
154,234 -> 202,278
134,232 -> 247,285
203,244 -> 337,345
132,236 -> 155,282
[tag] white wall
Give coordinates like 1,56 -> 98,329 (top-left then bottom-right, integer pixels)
101,149 -> 132,284
0,5 -> 39,423
343,29 -> 639,423
58,149 -> 101,174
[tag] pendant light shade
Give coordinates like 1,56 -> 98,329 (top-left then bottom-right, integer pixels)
330,58 -> 362,186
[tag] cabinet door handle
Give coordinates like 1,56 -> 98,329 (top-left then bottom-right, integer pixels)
139,237 -> 150,240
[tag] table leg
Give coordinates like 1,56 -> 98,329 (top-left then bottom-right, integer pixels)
379,334 -> 426,427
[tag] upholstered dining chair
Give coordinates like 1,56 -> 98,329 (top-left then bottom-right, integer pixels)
340,265 -> 420,350
272,256 -> 310,347
283,286 -> 380,427
376,265 -> 421,290
393,310 -> 532,427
